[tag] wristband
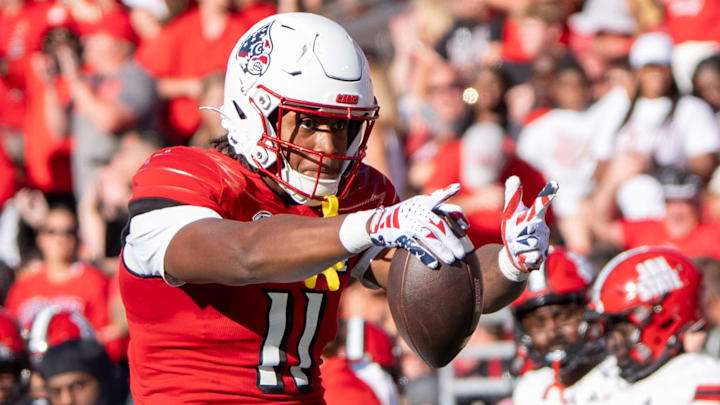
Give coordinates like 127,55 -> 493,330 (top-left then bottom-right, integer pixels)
339,210 -> 375,254
498,248 -> 530,282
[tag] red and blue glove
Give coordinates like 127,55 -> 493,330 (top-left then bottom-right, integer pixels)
499,176 -> 558,281
368,183 -> 473,269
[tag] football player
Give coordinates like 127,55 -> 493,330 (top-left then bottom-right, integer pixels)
512,248 -> 613,405
588,247 -> 720,404
119,12 -> 558,403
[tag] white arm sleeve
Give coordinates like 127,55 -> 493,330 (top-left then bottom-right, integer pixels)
122,205 -> 222,287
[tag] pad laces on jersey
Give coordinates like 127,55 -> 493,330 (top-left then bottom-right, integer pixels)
304,196 -> 343,291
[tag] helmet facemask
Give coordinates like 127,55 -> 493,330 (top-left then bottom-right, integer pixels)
515,298 -> 603,374
258,86 -> 377,205
601,297 -> 703,382
589,247 -> 705,383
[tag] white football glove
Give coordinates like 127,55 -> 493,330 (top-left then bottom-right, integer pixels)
499,176 -> 558,281
368,183 -> 473,269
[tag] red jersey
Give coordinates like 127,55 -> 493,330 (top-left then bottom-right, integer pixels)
320,357 -> 382,405
621,219 -> 720,260
663,0 -> 720,44
5,263 -> 110,332
119,146 -> 398,404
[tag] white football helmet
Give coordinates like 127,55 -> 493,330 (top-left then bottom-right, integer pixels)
218,12 -> 378,205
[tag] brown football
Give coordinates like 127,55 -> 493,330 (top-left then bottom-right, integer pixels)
387,248 -> 483,368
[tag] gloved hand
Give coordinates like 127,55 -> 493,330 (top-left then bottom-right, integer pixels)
499,176 -> 558,280
368,183 -> 472,269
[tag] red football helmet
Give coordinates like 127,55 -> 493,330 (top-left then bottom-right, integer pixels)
0,310 -> 26,372
511,247 -> 594,316
27,306 -> 96,366
588,246 -> 703,382
0,311 -> 24,362
511,247 -> 599,370
0,311 -> 27,404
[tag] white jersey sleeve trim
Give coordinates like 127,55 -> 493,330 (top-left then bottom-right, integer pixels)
122,205 -> 222,287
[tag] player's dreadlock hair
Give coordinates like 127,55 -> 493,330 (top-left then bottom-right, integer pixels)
210,108 -> 281,172
210,135 -> 259,173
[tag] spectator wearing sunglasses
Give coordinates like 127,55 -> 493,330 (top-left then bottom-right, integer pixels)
5,204 -> 109,339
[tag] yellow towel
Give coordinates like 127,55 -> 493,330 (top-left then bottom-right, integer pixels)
304,196 -> 342,291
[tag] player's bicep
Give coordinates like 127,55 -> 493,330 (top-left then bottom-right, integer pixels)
122,204 -> 222,286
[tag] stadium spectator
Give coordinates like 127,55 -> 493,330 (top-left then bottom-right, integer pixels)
692,53 -> 720,118
516,61 -> 594,254
63,9 -> 158,201
387,0 -> 454,97
423,122 -> 547,247
466,66 -> 509,131
634,0 -> 720,94
123,0 -> 188,66
593,165 -> 720,260
189,73 -> 225,148
0,0 -> 71,130
511,247 -> 609,405
37,339 -> 117,405
592,32 -> 720,183
434,0 -> 503,78
500,0 -> 574,87
566,0 -> 635,86
5,204 -> 110,334
692,257 -> 720,358
26,307 -> 97,404
22,27 -> 78,195
321,317 -> 398,405
137,0 -> 270,143
405,61 -> 470,192
77,130 -> 166,268
118,12 -> 557,403
362,57 -> 408,198
588,247 -> 720,404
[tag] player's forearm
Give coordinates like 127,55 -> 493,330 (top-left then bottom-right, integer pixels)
476,244 -> 527,314
164,215 -> 356,285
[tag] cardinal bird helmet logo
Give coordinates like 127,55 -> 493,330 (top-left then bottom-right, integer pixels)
237,21 -> 274,76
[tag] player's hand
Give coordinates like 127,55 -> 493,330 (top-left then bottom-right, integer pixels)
500,176 -> 558,275
368,184 -> 473,269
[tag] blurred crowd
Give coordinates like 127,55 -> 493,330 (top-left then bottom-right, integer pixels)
3,0 -> 720,404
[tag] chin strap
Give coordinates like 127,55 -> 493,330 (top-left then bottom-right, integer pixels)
304,196 -> 342,291
542,358 -> 566,403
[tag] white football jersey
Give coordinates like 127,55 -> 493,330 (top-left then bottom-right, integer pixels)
602,353 -> 720,405
513,356 -> 623,405
516,109 -> 597,218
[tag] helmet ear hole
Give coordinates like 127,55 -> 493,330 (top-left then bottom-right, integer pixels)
267,109 -> 279,135
347,120 -> 364,147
